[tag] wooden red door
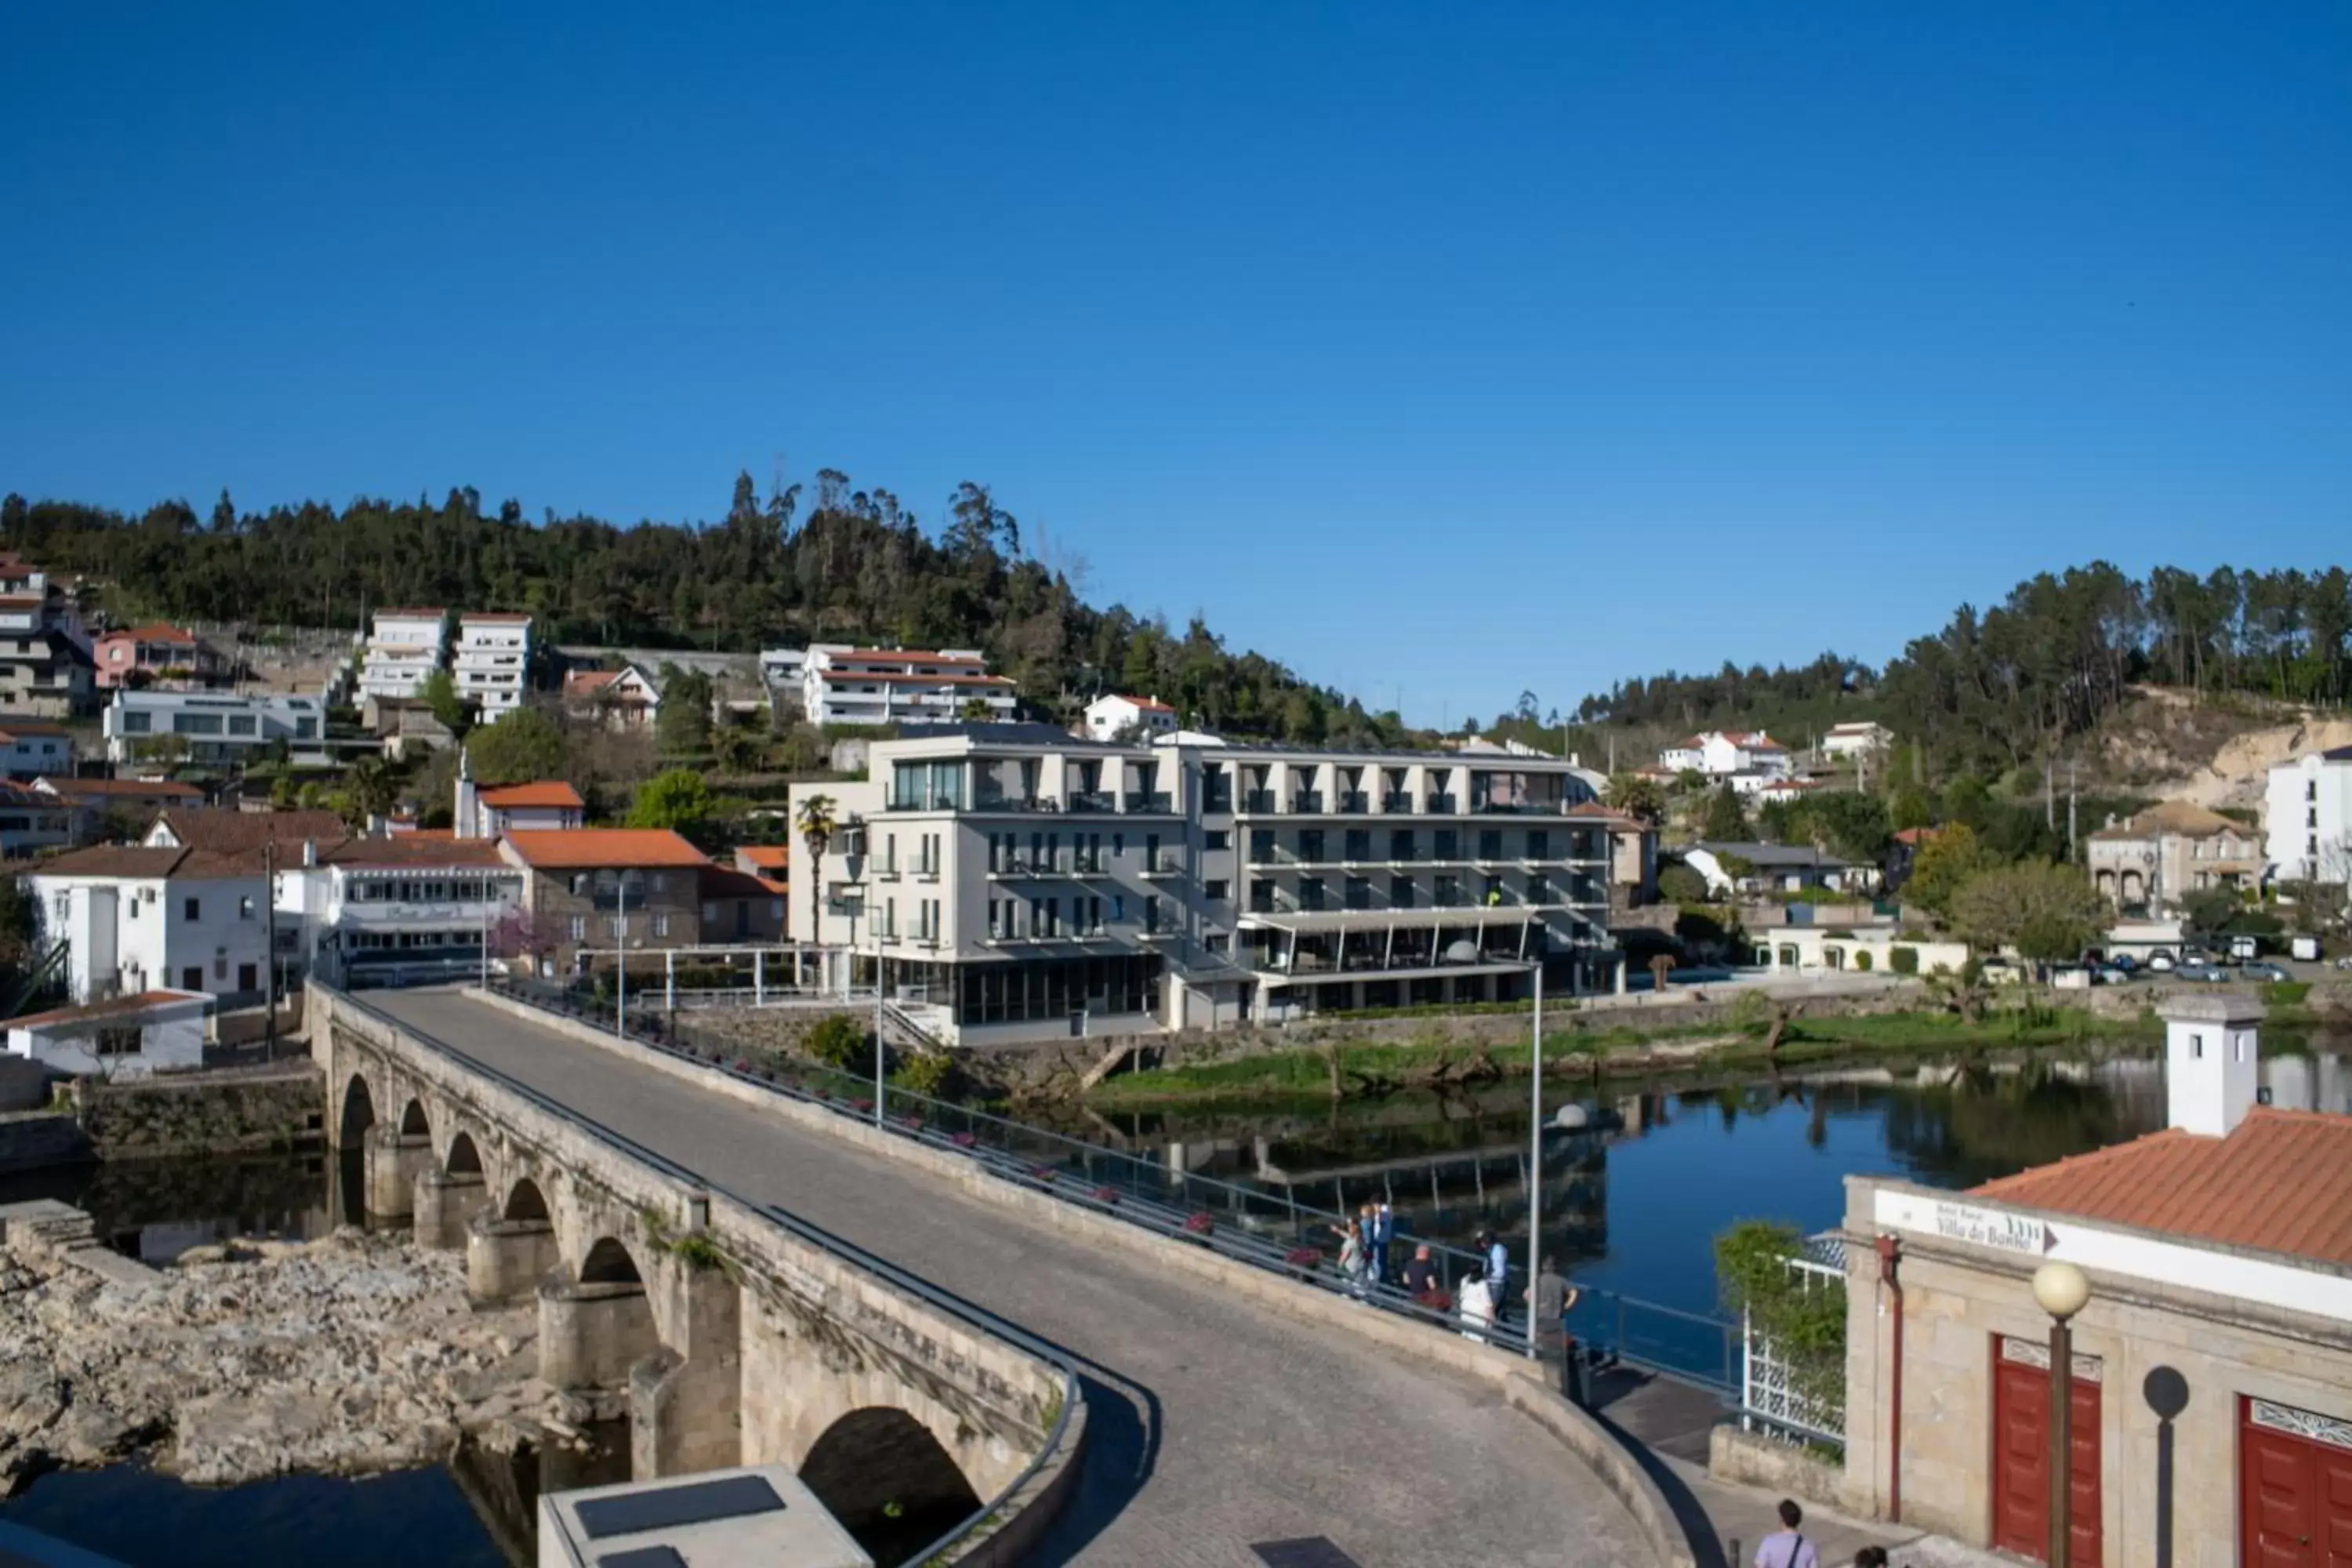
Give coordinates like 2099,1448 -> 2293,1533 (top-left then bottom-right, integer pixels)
2241,1398 -> 2352,1566
1991,1337 -> 2102,1566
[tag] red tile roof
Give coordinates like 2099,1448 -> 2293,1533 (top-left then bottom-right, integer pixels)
6,989 -> 209,1030
40,777 -> 201,800
502,829 -> 709,869
461,612 -> 533,623
826,648 -> 984,666
735,846 -> 790,870
32,844 -> 260,880
564,670 -> 620,694
699,865 -> 777,899
324,837 -> 511,870
1893,827 -> 1940,847
1111,695 -> 1174,713
372,607 -> 446,619
1969,1108 -> 2352,1268
817,670 -> 1013,687
480,782 -> 584,810
153,808 -> 349,854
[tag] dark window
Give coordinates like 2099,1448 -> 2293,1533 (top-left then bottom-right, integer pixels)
1527,829 -> 1550,860
1204,829 -> 1230,851
182,897 -> 201,921
1434,829 -> 1459,861
1345,828 -> 1371,861
1250,881 -> 1273,913
1389,829 -> 1416,861
1345,876 -> 1370,910
180,966 -> 203,990
1204,880 -> 1229,902
1299,877 -> 1326,911
1479,829 -> 1503,860
1391,877 -> 1416,909
1248,829 -> 1275,862
237,963 -> 257,991
1298,829 -> 1325,863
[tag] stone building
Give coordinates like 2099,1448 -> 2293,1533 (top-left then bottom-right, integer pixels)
1837,996 -> 2352,1565
497,829 -> 710,976
2085,799 -> 2264,911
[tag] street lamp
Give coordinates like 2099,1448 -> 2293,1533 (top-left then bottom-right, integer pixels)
2031,1259 -> 2092,1568
1523,962 -> 1544,1362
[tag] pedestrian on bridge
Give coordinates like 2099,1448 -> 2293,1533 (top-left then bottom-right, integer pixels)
1368,1199 -> 1393,1283
1526,1258 -> 1586,1406
1479,1229 -> 1510,1319
1330,1218 -> 1369,1301
1753,1500 -> 1819,1568
1402,1243 -> 1439,1301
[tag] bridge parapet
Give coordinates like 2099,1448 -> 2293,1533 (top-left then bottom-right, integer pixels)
308,982 -> 1082,1563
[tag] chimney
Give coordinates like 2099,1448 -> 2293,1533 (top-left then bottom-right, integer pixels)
2161,994 -> 2264,1137
455,745 -> 478,840
302,839 -> 317,869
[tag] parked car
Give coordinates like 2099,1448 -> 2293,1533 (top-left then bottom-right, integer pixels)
2174,961 -> 2230,982
2339,954 -> 2352,972
2094,964 -> 2134,985
2107,953 -> 2140,974
2290,935 -> 2323,963
2146,949 -> 2178,973
2241,961 -> 2292,982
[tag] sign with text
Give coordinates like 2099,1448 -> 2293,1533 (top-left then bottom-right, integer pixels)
1927,1201 -> 2052,1256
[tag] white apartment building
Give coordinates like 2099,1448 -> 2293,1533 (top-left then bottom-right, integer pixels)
1083,693 -> 1177,742
29,844 -> 276,1004
1658,729 -> 1794,779
277,836 -> 524,989
103,689 -> 329,766
0,779 -> 78,859
789,725 -> 1621,1046
2266,746 -> 2352,884
360,608 -> 449,703
797,645 -> 1018,728
0,558 -> 94,719
452,612 -> 531,716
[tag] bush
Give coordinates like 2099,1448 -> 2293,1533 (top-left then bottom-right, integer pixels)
1715,1221 -> 1846,1432
889,1052 -> 954,1098
1852,949 -> 1874,972
1657,864 -> 1710,903
2263,981 -> 2312,1007
804,1014 -> 869,1069
1889,945 -> 1920,975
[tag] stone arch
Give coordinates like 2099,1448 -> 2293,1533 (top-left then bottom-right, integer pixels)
398,1098 -> 430,1138
445,1131 -> 483,1177
798,1406 -> 983,1553
339,1073 -> 377,1147
503,1176 -> 551,1222
579,1236 -> 642,1286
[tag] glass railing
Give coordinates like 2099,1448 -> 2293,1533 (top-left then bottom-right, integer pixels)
1425,794 -> 1459,814
1203,788 -> 1233,813
1337,792 -> 1370,813
1240,790 -> 1276,813
1067,791 -> 1116,813
1380,793 -> 1412,813
1123,791 -> 1173,813
1290,792 -> 1325,813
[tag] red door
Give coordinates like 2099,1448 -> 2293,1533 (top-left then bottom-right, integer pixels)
1991,1338 -> 2102,1566
2241,1398 -> 2352,1566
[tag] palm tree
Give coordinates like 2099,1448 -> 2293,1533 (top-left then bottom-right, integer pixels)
795,793 -> 838,944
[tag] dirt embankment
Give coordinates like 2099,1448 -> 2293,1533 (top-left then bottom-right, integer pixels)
2093,688 -> 2352,810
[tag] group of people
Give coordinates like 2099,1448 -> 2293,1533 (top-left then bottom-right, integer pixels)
1326,1210 -> 1594,1403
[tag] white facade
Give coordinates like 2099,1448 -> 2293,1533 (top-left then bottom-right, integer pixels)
564,664 -> 661,729
2266,746 -> 2352,884
5,990 -> 209,1079
0,723 -> 74,777
31,855 -> 274,1004
799,645 -> 1018,728
103,689 -> 328,765
790,728 -> 1619,1045
361,608 -> 449,703
1657,730 -> 1793,779
453,613 -> 532,716
1820,721 -> 1893,759
277,844 -> 523,989
1083,694 -> 1177,742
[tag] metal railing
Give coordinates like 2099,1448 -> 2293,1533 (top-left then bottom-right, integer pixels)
334,989 -> 1082,1567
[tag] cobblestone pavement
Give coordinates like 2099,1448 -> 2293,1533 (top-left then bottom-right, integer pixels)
367,989 -> 1655,1566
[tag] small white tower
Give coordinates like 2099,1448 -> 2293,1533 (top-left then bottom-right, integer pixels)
455,746 -> 479,840
2161,994 -> 2263,1138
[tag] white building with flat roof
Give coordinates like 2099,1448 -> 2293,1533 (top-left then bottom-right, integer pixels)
360,608 -> 449,703
799,645 -> 1017,728
103,689 -> 329,766
2267,745 -> 2352,885
1083,693 -> 1177,742
5,989 -> 210,1080
789,724 -> 1624,1045
453,612 -> 531,716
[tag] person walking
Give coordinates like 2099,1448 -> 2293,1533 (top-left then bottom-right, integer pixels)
1479,1229 -> 1510,1323
1457,1269 -> 1494,1344
1753,1500 -> 1819,1568
1331,1218 -> 1369,1301
1401,1243 -> 1439,1301
1369,1199 -> 1394,1284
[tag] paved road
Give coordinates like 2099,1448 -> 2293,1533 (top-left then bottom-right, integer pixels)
365,988 -> 1651,1567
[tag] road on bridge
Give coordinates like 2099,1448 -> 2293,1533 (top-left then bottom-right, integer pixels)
362,989 -> 1651,1567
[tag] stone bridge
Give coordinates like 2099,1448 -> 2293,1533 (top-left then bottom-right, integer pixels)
311,985 -> 1077,1552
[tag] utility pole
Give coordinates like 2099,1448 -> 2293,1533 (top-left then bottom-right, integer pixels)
614,873 -> 628,1037
2067,758 -> 2080,862
263,832 -> 278,1064
873,914 -> 887,1127
1524,965 -> 1544,1362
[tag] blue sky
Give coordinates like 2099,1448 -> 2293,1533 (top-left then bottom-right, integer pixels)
4,4 -> 2347,727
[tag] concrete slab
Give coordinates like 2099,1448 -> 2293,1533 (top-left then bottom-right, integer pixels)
538,1465 -> 871,1568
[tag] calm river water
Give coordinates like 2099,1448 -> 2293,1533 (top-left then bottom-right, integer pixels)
5,1038 -> 2345,1564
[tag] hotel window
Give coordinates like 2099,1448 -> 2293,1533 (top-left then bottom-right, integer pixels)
1204,829 -> 1230,851
1299,877 -> 1327,912
1391,877 -> 1416,909
1203,879 -> 1229,902
1249,828 -> 1275,862
1345,877 -> 1370,910
652,913 -> 670,938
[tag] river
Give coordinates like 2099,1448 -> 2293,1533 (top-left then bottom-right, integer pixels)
3,1039 -> 2343,1563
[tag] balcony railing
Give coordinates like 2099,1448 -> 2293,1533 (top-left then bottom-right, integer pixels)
971,792 -> 1061,813
1067,791 -> 1116,813
1381,793 -> 1413,813
1290,792 -> 1325,814
1203,787 -> 1234,814
1425,793 -> 1459,814
1123,791 -> 1173,813
1337,791 -> 1369,814
1240,790 -> 1276,814
1142,852 -> 1183,877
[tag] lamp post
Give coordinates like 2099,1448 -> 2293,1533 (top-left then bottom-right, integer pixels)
1523,963 -> 1544,1361
2031,1259 -> 2092,1568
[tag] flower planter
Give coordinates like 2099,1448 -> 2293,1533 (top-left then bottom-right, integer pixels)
1182,1214 -> 1214,1237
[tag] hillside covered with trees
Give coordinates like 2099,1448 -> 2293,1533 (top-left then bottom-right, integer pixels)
0,476 -> 1403,744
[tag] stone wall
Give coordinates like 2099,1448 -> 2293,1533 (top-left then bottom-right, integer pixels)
69,1062 -> 327,1158
0,1111 -> 93,1174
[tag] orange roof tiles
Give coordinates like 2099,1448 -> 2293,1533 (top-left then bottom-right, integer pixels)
735,846 -> 789,870
1969,1108 -> 2352,1268
480,782 -> 584,810
816,670 -> 1012,687
325,838 -> 510,870
503,829 -> 709,869
7,989 -> 209,1030
829,648 -> 984,666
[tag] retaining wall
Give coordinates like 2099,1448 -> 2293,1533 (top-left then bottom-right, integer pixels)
68,1062 -> 327,1158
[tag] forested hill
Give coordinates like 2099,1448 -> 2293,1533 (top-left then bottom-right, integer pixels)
0,475 -> 1402,743
1526,563 -> 2352,779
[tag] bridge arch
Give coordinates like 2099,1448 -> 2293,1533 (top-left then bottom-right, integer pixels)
503,1176 -> 551,1223
579,1236 -> 643,1286
338,1073 -> 376,1147
398,1098 -> 431,1138
445,1131 -> 483,1176
798,1406 -> 983,1549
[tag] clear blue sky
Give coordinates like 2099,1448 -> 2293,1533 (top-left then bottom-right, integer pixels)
4,3 -> 2347,727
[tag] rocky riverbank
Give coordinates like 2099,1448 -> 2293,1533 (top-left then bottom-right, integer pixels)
0,1225 -> 568,1494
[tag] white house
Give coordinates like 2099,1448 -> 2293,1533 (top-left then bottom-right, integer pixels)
1658,730 -> 1794,780
2266,746 -> 2352,885
103,689 -> 329,766
360,608 -> 449,703
1820,720 -> 1894,760
563,664 -> 661,730
452,612 -> 531,716
798,645 -> 1018,728
1083,693 -> 1177,742
4,989 -> 209,1079
1744,775 -> 1824,803
454,759 -> 584,837
28,843 -> 276,1004
0,720 -> 74,778
277,836 -> 523,989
